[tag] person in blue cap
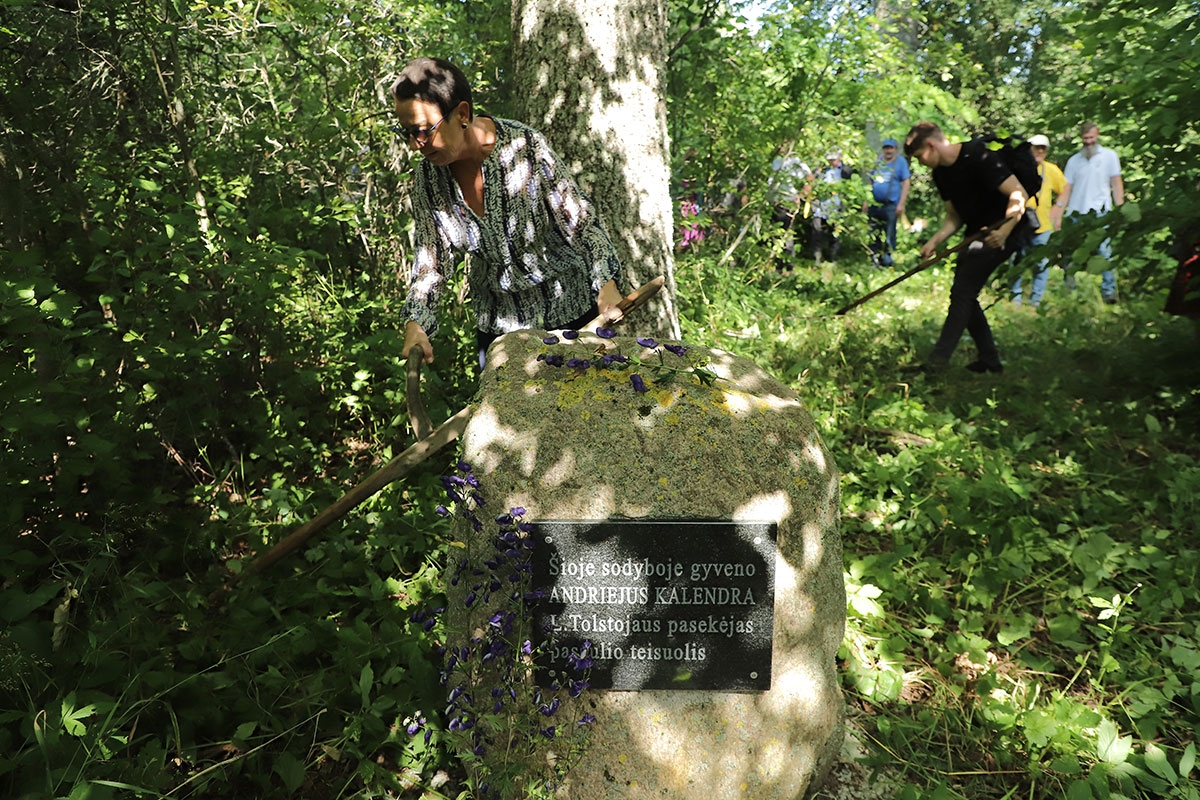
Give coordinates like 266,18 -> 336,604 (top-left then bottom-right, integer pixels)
863,137 -> 911,267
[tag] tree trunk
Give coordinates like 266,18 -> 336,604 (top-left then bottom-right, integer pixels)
873,0 -> 920,50
511,0 -> 679,339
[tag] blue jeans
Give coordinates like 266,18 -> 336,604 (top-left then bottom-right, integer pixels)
1066,214 -> 1117,299
1011,230 -> 1052,305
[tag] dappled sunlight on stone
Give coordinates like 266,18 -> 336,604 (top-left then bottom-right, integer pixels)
733,491 -> 791,524
538,447 -> 576,488
462,403 -> 538,477
450,330 -> 844,799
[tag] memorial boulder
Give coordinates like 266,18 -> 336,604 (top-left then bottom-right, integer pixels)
448,329 -> 844,799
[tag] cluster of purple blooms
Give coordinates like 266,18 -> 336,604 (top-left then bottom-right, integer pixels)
678,198 -> 706,249
407,462 -> 595,797
537,329 -> 689,393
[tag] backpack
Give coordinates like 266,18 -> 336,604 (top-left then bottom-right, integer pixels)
981,134 -> 1043,201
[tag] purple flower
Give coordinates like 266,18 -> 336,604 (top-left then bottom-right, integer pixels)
565,358 -> 591,370
522,640 -> 533,655
510,506 -> 526,517
542,335 -> 560,345
600,353 -> 629,367
578,714 -> 596,726
596,327 -> 616,339
630,374 -> 649,392
457,460 -> 472,472
665,343 -> 688,357
541,726 -> 557,739
544,354 -> 564,367
406,720 -> 421,735
562,329 -> 579,340
636,337 -> 659,348
435,505 -> 449,517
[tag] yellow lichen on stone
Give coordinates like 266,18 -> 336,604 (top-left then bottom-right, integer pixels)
554,375 -> 588,410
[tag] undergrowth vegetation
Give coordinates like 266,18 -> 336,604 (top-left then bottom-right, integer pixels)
4,0 -> 1198,798
677,223 -> 1199,800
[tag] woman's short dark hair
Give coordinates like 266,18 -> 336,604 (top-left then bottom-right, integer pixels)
391,58 -> 473,120
904,121 -> 943,159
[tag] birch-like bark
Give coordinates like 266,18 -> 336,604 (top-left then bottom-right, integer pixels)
512,0 -> 679,338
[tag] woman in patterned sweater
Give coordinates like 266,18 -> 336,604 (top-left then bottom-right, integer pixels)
391,58 -> 624,368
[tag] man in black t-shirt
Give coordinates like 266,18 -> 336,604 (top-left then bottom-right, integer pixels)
904,122 -> 1033,374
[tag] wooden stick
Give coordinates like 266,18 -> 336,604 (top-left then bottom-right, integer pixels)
407,345 -> 434,441
835,231 -> 988,316
580,276 -> 665,330
240,406 -> 472,577
235,278 -> 665,581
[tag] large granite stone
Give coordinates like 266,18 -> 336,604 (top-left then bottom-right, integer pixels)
454,329 -> 844,799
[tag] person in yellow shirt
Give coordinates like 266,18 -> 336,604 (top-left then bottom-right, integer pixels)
1010,134 -> 1068,308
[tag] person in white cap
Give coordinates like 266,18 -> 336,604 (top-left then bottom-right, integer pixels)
811,148 -> 849,264
1010,134 -> 1068,307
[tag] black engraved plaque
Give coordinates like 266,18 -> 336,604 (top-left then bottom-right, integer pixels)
530,520 -> 777,691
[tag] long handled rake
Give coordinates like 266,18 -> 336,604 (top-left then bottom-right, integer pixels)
236,277 -> 665,578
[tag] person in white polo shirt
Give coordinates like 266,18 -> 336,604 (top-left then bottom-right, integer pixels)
1053,122 -> 1124,304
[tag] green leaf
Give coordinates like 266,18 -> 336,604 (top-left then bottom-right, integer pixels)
1067,778 -> 1094,800
1097,719 -> 1132,765
273,750 -> 306,793
233,721 -> 257,744
1144,742 -> 1176,783
1180,742 -> 1196,778
1144,414 -> 1161,433
1119,202 -> 1141,222
1048,614 -> 1083,644
998,615 -> 1033,646
2,581 -> 64,622
359,663 -> 374,709
1052,755 -> 1084,775
1022,708 -> 1058,748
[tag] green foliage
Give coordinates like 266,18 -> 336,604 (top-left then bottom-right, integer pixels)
1,0 -> 488,797
675,238 -> 1200,800
5,0 -> 1199,797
